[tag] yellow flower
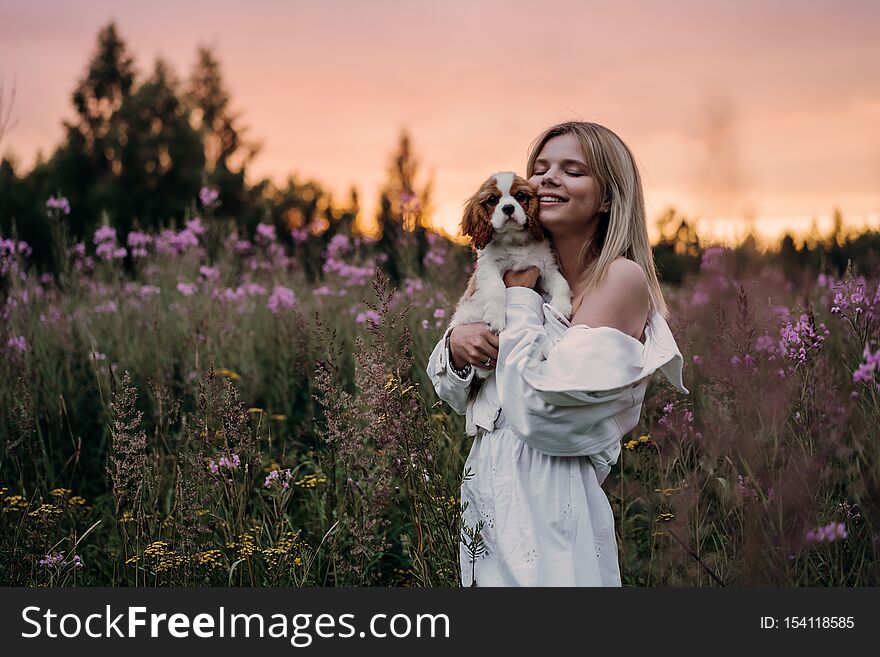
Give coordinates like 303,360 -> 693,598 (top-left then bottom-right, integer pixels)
624,440 -> 638,450
248,407 -> 264,414
50,488 -> 72,497
4,495 -> 28,508
656,512 -> 675,522
294,557 -> 303,566
69,495 -> 86,506
271,414 -> 287,421
214,368 -> 241,381
637,434 -> 651,444
28,503 -> 62,518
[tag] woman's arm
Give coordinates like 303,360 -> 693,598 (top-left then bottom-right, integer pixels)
495,280 -> 686,458
426,325 -> 476,416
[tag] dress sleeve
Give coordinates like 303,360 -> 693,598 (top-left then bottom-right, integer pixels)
426,325 -> 475,416
495,286 -> 689,458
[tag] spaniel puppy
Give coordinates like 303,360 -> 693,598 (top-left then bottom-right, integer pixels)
450,171 -> 571,375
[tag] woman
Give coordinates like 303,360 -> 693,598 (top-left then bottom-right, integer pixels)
426,121 -> 689,586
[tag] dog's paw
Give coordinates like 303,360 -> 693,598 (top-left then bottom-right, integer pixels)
549,295 -> 572,320
484,307 -> 507,333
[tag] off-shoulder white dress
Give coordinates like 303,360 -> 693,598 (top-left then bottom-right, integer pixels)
427,286 -> 689,587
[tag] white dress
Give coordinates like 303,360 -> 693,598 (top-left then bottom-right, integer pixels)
459,295 -> 620,587
427,286 -> 689,588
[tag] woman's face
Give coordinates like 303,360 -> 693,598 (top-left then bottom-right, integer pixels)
528,133 -> 606,237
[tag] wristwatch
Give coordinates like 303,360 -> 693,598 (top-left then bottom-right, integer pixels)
446,333 -> 472,378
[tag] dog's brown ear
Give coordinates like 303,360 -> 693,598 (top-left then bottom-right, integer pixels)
461,194 -> 493,250
525,193 -> 544,242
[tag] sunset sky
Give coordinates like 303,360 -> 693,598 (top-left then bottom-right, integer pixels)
2,0 -> 879,246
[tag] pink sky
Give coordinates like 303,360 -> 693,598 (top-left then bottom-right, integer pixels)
2,0 -> 879,245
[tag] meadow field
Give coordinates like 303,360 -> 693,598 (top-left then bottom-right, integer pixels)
2,195 -> 879,586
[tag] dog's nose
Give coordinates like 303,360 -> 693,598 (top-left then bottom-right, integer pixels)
502,204 -> 515,216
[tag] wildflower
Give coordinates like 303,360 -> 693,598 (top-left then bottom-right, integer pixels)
433,308 -> 446,319
6,335 -> 27,353
199,186 -> 220,208
126,230 -> 152,258
779,312 -> 830,367
267,286 -> 297,314
290,227 -> 309,244
656,513 -> 675,522
255,223 -> 277,243
313,285 -> 332,296
73,555 -> 83,570
198,265 -> 220,281
214,368 -> 241,381
692,354 -> 702,365
208,453 -> 241,474
176,282 -> 198,296
852,343 -> 880,389
805,521 -> 847,544
46,195 -> 71,215
264,467 -> 292,489
421,319 -> 430,330
355,309 -> 381,325
39,552 -> 64,569
271,414 -> 286,421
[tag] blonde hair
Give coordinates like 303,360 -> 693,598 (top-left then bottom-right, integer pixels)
526,121 -> 669,320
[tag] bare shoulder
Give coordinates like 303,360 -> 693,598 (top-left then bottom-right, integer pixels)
571,257 -> 651,342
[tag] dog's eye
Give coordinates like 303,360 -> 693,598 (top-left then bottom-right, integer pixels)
514,192 -> 528,202
486,196 -> 499,205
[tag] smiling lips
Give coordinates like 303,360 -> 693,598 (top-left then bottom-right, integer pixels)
539,193 -> 567,204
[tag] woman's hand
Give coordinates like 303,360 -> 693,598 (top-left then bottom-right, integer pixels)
503,266 -> 540,289
449,322 -> 499,370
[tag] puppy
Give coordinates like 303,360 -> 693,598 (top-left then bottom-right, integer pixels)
449,171 -> 572,376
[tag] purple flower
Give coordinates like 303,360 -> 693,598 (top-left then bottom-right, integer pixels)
692,354 -> 702,365
313,286 -> 332,296
73,554 -> 83,570
255,223 -> 277,243
198,265 -> 220,281
355,309 -> 381,325
209,453 -> 241,474
805,521 -> 848,544
290,227 -> 309,244
39,552 -> 64,569
264,467 -> 292,488
46,195 -> 71,215
7,335 -> 27,353
186,217 -> 206,235
267,286 -> 297,314
433,308 -> 446,319
93,225 -> 117,244
199,186 -> 220,208
126,231 -> 152,258
176,282 -> 198,296
94,301 -> 118,314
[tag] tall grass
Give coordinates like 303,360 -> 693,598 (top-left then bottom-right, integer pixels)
1,208 -> 878,585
